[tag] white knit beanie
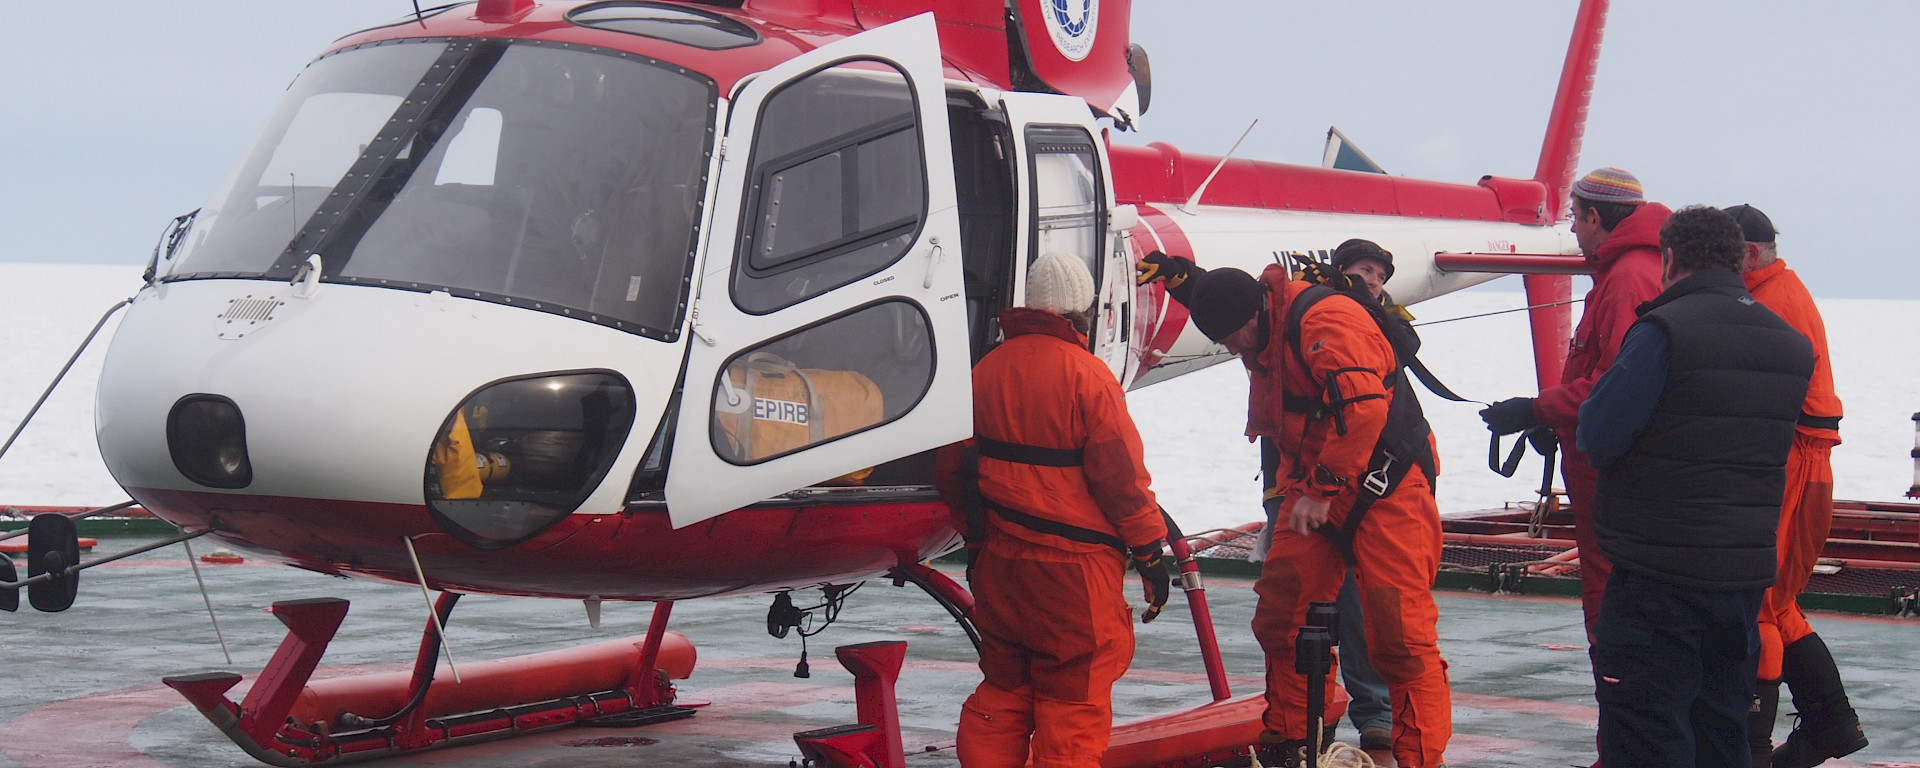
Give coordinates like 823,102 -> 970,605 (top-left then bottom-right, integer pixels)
1024,252 -> 1094,316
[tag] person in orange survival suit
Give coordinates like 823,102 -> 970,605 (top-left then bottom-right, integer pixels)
1726,204 -> 1867,768
1137,252 -> 1450,768
1480,167 -> 1672,639
935,251 -> 1170,768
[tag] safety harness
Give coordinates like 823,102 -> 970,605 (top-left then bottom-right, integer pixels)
1274,284 -> 1440,563
957,438 -> 1128,558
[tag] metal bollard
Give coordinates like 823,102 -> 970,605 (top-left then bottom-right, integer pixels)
1907,412 -> 1918,500
1295,624 -> 1335,768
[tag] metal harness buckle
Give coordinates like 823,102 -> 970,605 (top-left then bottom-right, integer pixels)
1362,452 -> 1396,496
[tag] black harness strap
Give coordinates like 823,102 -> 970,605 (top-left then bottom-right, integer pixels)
981,498 -> 1126,553
1797,412 -> 1841,431
978,438 -> 1084,467
958,440 -> 1124,557
1279,284 -> 1440,564
960,444 -> 987,548
1407,355 -> 1473,404
1316,449 -> 1418,565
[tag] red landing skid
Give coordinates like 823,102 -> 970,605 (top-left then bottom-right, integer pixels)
161,548 -> 1346,768
162,596 -> 695,766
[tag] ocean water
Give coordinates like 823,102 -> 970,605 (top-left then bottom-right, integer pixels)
0,263 -> 1913,535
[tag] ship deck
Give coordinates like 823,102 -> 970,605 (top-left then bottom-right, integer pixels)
2,535 -> 1915,768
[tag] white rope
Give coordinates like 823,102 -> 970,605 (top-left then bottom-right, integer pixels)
1320,741 -> 1380,767
402,535 -> 461,683
181,538 -> 231,664
1233,740 -> 1378,768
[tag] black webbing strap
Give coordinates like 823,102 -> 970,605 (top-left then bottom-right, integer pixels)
1797,412 -> 1842,431
958,444 -> 1124,556
1490,426 -> 1554,478
1315,448 -> 1418,566
960,444 -> 987,548
1406,355 -> 1473,403
1284,284 -> 1336,373
978,438 -> 1084,467
1159,507 -> 1185,546
981,498 -> 1127,554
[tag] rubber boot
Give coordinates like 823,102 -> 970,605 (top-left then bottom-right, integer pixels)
1773,634 -> 1868,768
1749,679 -> 1779,768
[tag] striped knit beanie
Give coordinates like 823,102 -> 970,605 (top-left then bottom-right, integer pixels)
1570,167 -> 1645,204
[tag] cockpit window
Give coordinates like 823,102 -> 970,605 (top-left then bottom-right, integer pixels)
566,2 -> 762,50
164,39 -> 718,341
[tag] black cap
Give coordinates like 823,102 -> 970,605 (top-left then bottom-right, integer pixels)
1330,238 -> 1395,279
1723,204 -> 1776,243
1186,268 -> 1264,341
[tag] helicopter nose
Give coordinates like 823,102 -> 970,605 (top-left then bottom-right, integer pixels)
166,395 -> 253,489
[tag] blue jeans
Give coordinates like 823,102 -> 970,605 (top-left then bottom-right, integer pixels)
1337,567 -> 1391,730
1591,567 -> 1763,768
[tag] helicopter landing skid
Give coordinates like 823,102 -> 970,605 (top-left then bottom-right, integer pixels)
163,596 -> 694,766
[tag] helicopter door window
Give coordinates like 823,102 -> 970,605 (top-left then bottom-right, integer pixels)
709,300 -> 934,473
730,62 -> 926,315
1025,127 -> 1105,291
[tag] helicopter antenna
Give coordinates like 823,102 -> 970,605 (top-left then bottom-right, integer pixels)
1179,119 -> 1257,215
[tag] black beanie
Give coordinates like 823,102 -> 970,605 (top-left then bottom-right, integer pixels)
1331,238 -> 1395,279
1187,268 -> 1264,341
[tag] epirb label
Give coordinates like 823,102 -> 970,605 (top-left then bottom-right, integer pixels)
753,397 -> 809,426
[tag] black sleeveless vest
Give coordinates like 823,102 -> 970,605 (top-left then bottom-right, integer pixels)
1594,270 -> 1813,590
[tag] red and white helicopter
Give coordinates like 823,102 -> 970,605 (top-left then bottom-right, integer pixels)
7,0 -> 1610,764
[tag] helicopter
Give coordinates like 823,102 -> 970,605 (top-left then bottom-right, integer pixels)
5,0 -> 1611,764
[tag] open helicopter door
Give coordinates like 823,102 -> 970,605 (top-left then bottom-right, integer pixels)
666,15 -> 969,527
999,92 -> 1131,378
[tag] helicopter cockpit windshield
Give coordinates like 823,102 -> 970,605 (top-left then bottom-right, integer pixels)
164,38 -> 718,341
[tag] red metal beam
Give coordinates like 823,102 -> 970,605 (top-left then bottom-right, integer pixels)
1433,252 -> 1594,275
1534,0 -> 1611,216
1524,274 -> 1573,391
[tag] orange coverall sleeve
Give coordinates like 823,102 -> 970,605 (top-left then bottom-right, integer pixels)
1078,376 -> 1168,549
1286,299 -> 1393,502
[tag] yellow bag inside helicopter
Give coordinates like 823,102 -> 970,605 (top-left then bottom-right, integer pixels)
717,353 -> 883,485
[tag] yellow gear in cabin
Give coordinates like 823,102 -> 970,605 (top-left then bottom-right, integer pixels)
433,410 -> 484,500
716,353 -> 884,485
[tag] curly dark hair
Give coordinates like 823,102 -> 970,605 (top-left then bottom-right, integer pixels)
1658,205 -> 1745,274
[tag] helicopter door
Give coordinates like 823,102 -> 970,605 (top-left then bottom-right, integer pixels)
665,15 -> 969,527
999,93 -> 1130,377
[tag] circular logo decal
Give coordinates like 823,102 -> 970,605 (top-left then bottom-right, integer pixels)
1041,0 -> 1099,62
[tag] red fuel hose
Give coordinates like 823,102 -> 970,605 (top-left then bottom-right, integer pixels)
1168,534 -> 1231,701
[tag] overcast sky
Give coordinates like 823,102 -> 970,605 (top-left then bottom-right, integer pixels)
3,1 -> 1914,299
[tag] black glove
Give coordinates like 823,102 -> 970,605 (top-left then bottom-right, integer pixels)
1135,251 -> 1195,288
1130,542 -> 1171,624
1479,397 -> 1537,436
1526,425 -> 1559,455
